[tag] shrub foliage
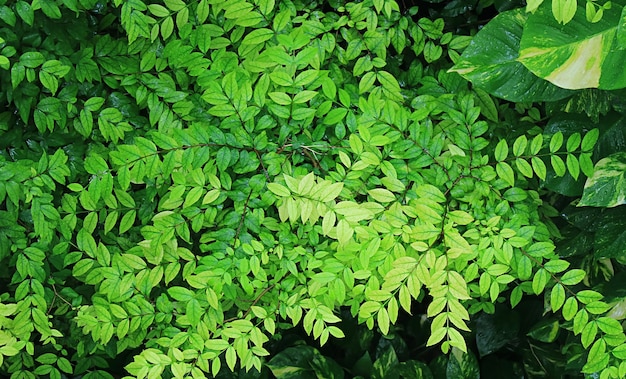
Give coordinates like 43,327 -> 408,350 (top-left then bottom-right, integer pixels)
0,0 -> 624,378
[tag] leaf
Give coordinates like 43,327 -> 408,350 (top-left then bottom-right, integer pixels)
528,318 -> 560,343
596,317 -> 623,335
448,210 -> 473,225
168,286 -> 193,301
268,92 -> 291,105
560,269 -> 586,285
519,1 -> 626,89
550,284 -> 566,311
552,0 -> 577,24
580,152 -> 626,207
562,297 -> 578,321
241,28 -> 274,45
161,16 -> 174,39
475,307 -> 520,357
164,0 -> 185,11
532,268 -> 550,294
496,162 -> 515,187
40,0 -> 62,18
494,139 -> 508,162
148,4 -> 170,17
359,72 -> 377,94
550,131 -> 564,153
319,182 -> 343,202
551,155 -> 567,177
119,210 -> 136,234
544,259 -> 570,273
449,9 -> 573,102
323,108 -> 348,125
16,1 -> 34,25
531,156 -> 547,180
368,188 -> 396,203
267,183 -> 290,197
526,241 -> 555,257
20,52 -> 45,68
513,135 -> 527,157
186,299 -> 202,325
503,188 -> 527,202
202,189 -> 220,204
266,346 -> 319,379
581,128 -> 599,151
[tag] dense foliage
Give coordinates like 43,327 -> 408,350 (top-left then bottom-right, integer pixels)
1,0 -> 626,378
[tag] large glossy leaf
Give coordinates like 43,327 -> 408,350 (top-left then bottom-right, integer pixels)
593,217 -> 626,259
398,360 -> 434,379
519,1 -> 626,90
266,346 -> 323,379
446,349 -> 480,379
475,306 -> 520,357
449,9 -> 573,102
580,152 -> 626,207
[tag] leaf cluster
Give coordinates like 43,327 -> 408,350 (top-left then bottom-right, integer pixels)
0,0 -> 624,378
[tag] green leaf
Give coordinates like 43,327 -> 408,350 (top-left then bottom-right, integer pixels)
527,0 -> 545,12
186,299 -> 202,325
551,155 -> 567,176
20,52 -> 45,68
596,317 -> 623,335
268,92 -> 292,105
560,269 -> 586,285
552,0 -> 577,24
503,188 -> 527,202
368,188 -> 396,203
531,157 -> 547,180
568,153 -> 582,182
515,158 -> 534,178
119,210 -> 136,234
268,183 -> 290,197
450,9 -> 572,102
550,131 -> 564,153
496,162 -> 515,187
532,268 -> 550,294
586,301 -> 611,315
580,152 -> 626,207
530,134 -> 543,155
16,1 -> 34,25
562,297 -> 578,321
292,91 -> 317,104
40,0 -> 62,18
581,128 -> 599,151
359,72 -> 377,94
577,290 -> 603,304
528,318 -> 560,343
241,28 -> 274,45
164,0 -> 185,11
512,135 -> 527,157
550,283 -> 566,311
448,210 -> 473,225
566,132 -> 581,152
168,286 -> 193,301
85,154 -> 108,174
319,182 -> 343,202
544,259 -> 570,273
0,55 -> 10,70
148,4 -> 170,17
494,139 -> 508,162
161,16 -> 174,39
323,108 -> 348,125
